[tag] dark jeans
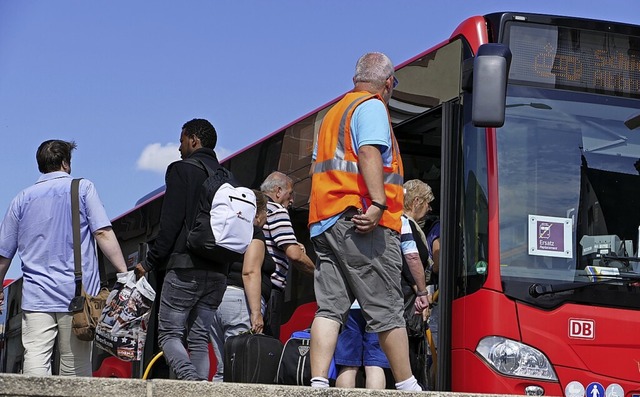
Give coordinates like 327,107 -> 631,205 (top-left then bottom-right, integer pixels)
157,268 -> 226,380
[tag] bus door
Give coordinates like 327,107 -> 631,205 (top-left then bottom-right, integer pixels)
392,95 -> 466,391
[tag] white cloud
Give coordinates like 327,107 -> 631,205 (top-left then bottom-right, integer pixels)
136,143 -> 235,173
216,146 -> 233,161
137,143 -> 181,173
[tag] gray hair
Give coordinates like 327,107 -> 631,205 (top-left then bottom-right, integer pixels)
260,171 -> 293,193
353,52 -> 395,89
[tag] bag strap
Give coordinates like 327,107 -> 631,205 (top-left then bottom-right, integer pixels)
179,158 -> 214,232
407,218 -> 429,265
71,178 -> 83,297
182,157 -> 216,176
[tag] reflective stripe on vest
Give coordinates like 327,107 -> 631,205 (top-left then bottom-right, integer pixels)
313,158 -> 403,186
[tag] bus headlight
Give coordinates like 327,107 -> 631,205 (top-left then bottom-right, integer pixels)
476,336 -> 558,381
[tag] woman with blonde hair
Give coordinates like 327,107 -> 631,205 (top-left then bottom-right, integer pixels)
401,179 -> 434,307
400,179 -> 435,389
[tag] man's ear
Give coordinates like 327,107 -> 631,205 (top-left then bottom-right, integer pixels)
190,134 -> 202,149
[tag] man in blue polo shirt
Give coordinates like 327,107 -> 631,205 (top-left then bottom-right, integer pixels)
0,139 -> 128,377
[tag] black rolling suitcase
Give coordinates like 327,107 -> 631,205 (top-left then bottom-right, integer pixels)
223,332 -> 283,383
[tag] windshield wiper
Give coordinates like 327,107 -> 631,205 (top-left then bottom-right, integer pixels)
529,272 -> 640,298
600,254 -> 640,264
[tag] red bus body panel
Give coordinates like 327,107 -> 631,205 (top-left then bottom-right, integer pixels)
452,289 -> 521,353
519,303 -> 640,390
452,287 -> 640,392
450,16 -> 489,52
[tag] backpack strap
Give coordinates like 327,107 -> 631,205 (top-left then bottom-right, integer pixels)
182,157 -> 216,176
408,218 -> 430,266
179,158 -> 214,232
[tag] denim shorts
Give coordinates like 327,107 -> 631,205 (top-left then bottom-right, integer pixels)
334,309 -> 390,368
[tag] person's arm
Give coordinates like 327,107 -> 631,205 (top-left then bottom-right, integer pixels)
405,252 -> 426,294
242,239 -> 266,333
284,243 -> 315,275
80,180 -> 127,274
0,256 -> 11,310
404,252 -> 430,313
350,100 -> 390,233
94,227 -> 128,273
141,163 -> 189,272
0,201 -> 18,311
266,207 -> 315,276
309,160 -> 316,177
352,144 -> 385,233
431,238 -> 441,275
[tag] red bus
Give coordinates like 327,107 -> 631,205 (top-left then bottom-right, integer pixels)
3,11 -> 640,395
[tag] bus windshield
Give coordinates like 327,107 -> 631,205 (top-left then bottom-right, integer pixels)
497,85 -> 640,309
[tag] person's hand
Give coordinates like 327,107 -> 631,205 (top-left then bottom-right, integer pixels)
297,243 -> 306,254
134,263 -> 147,280
250,312 -> 264,334
352,206 -> 384,234
414,294 -> 431,314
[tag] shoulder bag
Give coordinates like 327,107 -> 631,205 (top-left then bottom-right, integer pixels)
68,178 -> 110,341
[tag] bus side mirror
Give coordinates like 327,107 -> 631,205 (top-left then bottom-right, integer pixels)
471,44 -> 512,128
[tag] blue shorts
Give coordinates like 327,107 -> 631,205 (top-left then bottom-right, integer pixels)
334,309 -> 390,368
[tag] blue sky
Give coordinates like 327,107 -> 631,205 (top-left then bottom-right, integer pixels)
1,1 -> 639,281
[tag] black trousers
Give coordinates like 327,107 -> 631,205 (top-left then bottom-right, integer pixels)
264,288 -> 283,340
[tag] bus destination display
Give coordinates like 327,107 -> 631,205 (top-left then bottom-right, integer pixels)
506,23 -> 640,97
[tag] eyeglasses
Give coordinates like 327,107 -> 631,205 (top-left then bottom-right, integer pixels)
392,76 -> 399,88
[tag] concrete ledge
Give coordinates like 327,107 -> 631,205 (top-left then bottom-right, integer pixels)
0,374 -> 510,397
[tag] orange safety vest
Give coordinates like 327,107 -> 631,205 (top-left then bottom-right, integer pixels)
309,91 -> 404,233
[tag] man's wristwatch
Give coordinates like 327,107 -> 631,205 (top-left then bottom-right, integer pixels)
370,201 -> 388,211
416,290 -> 429,297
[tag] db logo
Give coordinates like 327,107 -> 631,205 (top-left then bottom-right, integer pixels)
569,319 -> 595,339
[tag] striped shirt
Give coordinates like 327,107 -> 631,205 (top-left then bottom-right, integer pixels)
400,214 -> 419,256
263,200 -> 299,289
